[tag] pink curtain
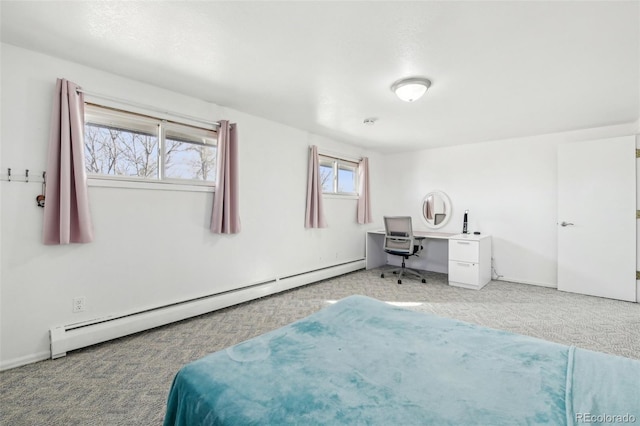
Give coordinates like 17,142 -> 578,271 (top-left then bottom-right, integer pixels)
210,120 -> 241,234
425,196 -> 434,220
357,157 -> 373,224
43,78 -> 93,245
305,145 -> 327,228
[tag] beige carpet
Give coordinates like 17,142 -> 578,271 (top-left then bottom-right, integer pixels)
1,269 -> 638,425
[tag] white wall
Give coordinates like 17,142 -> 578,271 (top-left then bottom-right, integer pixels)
380,123 -> 638,287
2,42 -> 636,370
0,44 -> 384,369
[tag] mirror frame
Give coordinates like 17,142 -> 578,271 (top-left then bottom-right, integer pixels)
421,190 -> 452,229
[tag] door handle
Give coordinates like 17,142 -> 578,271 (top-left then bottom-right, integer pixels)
560,221 -> 574,227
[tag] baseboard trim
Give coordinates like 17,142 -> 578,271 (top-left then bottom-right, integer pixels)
48,259 -> 365,361
495,277 -> 557,288
0,351 -> 50,372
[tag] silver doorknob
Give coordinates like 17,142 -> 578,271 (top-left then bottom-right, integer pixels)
560,221 -> 574,227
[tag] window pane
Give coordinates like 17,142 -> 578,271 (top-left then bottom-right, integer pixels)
165,139 -> 217,181
84,122 -> 158,178
319,161 -> 334,192
84,105 -> 218,185
337,165 -> 356,193
165,123 -> 217,146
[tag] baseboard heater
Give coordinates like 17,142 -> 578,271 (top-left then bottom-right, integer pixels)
50,259 -> 365,359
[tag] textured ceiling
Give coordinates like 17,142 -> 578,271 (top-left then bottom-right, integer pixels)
1,1 -> 638,153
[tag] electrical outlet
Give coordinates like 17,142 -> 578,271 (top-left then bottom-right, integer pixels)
72,297 -> 86,313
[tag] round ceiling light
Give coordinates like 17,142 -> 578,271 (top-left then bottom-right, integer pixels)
391,77 -> 432,102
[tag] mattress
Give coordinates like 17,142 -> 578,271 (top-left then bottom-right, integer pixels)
164,295 -> 640,425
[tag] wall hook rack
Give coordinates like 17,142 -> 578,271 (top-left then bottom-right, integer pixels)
2,168 -> 45,184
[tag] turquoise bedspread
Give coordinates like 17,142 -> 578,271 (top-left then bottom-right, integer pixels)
164,295 -> 639,425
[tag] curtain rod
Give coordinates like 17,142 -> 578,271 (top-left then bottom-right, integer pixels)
317,148 -> 362,164
75,88 -> 220,128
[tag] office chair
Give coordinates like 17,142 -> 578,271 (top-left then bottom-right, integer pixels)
380,216 -> 427,284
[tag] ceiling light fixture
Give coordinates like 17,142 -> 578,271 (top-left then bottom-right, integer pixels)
391,77 -> 431,102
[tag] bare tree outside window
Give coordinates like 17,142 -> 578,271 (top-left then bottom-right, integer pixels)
319,162 -> 334,192
84,123 -> 158,178
319,155 -> 358,194
165,138 -> 217,181
83,105 -> 217,185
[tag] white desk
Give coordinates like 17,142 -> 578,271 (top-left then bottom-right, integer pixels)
366,230 -> 492,289
365,230 -> 455,272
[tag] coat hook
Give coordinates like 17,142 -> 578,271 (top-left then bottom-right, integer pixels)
25,169 -> 29,183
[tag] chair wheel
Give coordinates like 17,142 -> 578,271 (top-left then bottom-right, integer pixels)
422,279 -> 426,283
397,279 -> 402,284
380,273 -> 385,278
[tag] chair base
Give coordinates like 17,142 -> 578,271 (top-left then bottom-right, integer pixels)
381,266 -> 427,284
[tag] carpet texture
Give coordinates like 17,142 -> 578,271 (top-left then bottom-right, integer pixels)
1,269 -> 639,425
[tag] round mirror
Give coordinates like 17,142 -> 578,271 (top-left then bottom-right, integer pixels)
421,191 -> 452,229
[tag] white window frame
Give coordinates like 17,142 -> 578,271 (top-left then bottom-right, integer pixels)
84,104 -> 217,192
319,154 -> 359,197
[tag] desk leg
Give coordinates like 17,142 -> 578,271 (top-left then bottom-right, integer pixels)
365,233 -> 387,269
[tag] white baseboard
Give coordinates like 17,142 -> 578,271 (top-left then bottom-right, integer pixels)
499,278 -> 637,302
49,260 -> 365,361
0,351 -> 50,372
495,276 -> 557,288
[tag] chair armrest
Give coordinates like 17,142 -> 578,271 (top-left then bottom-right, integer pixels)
414,236 -> 426,255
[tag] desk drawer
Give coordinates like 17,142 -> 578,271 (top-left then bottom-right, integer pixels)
448,261 -> 479,285
449,239 -> 479,262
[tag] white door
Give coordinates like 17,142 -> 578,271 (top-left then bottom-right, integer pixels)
557,136 -> 636,302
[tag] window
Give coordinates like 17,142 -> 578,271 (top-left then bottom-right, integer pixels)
319,155 -> 358,195
84,105 -> 217,185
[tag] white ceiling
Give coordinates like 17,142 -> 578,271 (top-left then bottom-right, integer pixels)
1,1 -> 638,153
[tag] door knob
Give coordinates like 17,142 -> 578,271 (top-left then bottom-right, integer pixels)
560,221 -> 574,227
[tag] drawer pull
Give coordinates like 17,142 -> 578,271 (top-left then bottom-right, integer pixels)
456,262 -> 471,267
456,241 -> 471,245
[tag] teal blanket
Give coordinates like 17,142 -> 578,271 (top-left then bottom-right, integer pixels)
164,296 -> 639,425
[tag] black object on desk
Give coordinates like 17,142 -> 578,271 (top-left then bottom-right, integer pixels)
462,210 -> 469,234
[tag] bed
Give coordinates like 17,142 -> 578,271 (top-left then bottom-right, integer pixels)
164,295 -> 640,425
